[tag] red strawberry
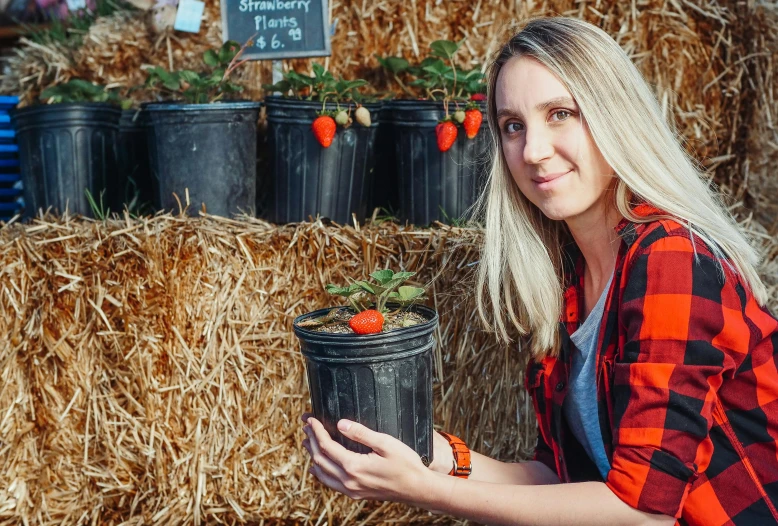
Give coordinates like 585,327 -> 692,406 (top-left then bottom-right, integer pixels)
470,93 -> 487,101
312,115 -> 336,148
349,309 -> 384,335
463,109 -> 483,139
435,121 -> 458,152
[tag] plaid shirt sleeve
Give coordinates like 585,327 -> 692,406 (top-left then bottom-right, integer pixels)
606,232 -> 748,518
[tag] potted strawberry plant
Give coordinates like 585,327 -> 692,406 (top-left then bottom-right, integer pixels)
377,40 -> 489,225
261,65 -> 380,224
142,40 -> 261,217
11,79 -> 130,218
293,269 -> 437,463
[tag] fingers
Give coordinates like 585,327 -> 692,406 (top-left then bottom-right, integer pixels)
307,417 -> 356,467
337,419 -> 388,455
303,423 -> 350,481
301,412 -> 313,424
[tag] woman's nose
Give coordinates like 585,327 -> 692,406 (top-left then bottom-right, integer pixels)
523,127 -> 554,164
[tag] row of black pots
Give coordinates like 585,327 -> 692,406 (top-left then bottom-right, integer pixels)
11,101 -> 261,218
11,98 -> 491,224
263,97 -> 490,225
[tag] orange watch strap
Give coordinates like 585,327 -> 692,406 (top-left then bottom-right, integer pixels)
439,431 -> 471,478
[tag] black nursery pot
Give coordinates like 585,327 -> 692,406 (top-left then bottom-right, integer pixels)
293,304 -> 438,462
144,101 -> 261,217
263,96 -> 381,224
11,102 -> 122,218
118,109 -> 153,212
389,100 -> 490,225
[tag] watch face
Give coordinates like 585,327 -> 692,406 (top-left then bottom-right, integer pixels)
420,455 -> 431,467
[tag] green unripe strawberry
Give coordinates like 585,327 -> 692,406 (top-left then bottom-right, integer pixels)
335,110 -> 349,126
453,110 -> 466,124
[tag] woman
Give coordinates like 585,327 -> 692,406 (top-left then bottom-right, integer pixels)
301,17 -> 778,525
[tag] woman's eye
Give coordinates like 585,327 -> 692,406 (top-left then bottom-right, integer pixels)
504,122 -> 524,133
551,110 -> 572,122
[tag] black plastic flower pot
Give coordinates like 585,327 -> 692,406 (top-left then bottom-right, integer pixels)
293,304 -> 438,462
11,102 -> 122,218
118,109 -> 153,213
144,101 -> 261,217
263,96 -> 381,224
390,100 -> 490,225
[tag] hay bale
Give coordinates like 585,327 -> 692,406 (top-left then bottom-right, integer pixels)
0,213 -> 538,524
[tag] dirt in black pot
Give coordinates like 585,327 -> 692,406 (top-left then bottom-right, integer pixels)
296,307 -> 429,334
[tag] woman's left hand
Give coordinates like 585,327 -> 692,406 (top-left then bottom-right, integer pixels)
301,413 -> 434,504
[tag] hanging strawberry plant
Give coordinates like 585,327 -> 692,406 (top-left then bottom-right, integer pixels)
374,40 -> 490,226
260,64 -> 382,224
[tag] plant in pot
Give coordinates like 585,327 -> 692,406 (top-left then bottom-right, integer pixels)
261,64 -> 380,224
376,40 -> 490,226
11,79 -> 131,218
293,269 -> 437,464
141,40 -> 261,217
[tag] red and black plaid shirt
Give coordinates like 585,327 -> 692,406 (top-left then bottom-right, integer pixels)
527,204 -> 778,525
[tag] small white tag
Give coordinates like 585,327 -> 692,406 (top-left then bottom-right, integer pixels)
174,0 -> 205,33
66,0 -> 86,10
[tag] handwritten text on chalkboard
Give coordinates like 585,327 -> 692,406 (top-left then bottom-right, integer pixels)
222,0 -> 330,60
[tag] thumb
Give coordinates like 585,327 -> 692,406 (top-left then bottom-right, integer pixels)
338,419 -> 388,454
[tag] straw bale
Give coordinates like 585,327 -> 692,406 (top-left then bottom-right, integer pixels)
1,211 -> 775,524
0,213 -> 539,524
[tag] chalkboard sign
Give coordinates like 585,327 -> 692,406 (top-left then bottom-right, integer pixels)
221,0 -> 331,60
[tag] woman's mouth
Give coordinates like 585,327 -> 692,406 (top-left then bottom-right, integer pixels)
533,170 -> 571,190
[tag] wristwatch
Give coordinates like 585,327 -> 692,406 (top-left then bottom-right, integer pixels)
439,431 -> 472,478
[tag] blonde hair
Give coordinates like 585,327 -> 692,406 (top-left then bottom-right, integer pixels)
474,17 -> 767,358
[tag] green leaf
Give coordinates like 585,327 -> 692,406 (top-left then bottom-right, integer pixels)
430,40 -> 461,59
421,60 -> 448,76
178,70 -> 200,83
353,280 -> 376,294
263,80 -> 291,93
325,283 -> 361,296
376,55 -> 409,74
370,269 -> 394,284
203,49 -> 219,67
392,271 -> 416,281
397,286 -> 424,302
286,71 -> 314,87
312,63 -> 326,79
219,41 -> 241,65
163,76 -> 181,91
68,79 -> 103,94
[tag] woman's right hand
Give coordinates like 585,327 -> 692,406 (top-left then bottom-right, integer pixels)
428,431 -> 455,475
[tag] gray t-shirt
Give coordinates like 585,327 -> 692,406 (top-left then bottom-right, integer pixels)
563,273 -> 613,480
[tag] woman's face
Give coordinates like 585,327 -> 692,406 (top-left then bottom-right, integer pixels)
495,56 -> 615,223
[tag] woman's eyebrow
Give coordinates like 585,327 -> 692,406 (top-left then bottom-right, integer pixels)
496,97 -> 576,120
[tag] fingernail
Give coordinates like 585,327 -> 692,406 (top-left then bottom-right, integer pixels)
338,420 -> 352,432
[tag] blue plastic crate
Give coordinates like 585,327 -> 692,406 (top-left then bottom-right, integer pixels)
0,174 -> 20,185
0,144 -> 19,157
0,96 -> 20,111
0,187 -> 21,199
0,114 -> 10,124
0,129 -> 15,141
0,201 -> 22,221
